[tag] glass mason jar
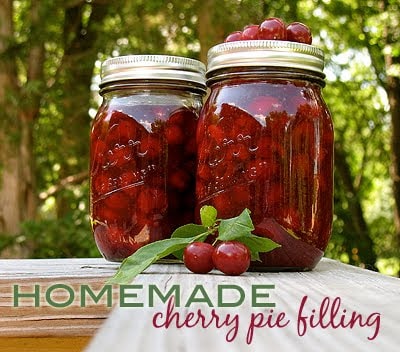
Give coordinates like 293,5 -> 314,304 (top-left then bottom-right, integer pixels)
91,55 -> 206,261
196,41 -> 334,270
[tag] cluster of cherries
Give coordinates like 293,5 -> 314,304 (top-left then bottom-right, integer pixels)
184,241 -> 251,276
224,18 -> 312,44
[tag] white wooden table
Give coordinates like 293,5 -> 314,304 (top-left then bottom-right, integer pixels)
86,258 -> 400,352
0,258 -> 399,351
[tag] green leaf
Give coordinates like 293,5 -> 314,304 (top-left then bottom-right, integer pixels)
107,236 -> 200,284
107,206 -> 280,284
170,223 -> 209,259
217,208 -> 255,241
200,205 -> 218,227
238,235 -> 281,261
171,223 -> 208,238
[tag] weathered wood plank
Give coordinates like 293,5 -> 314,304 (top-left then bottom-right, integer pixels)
0,258 -> 117,338
0,258 -> 119,278
0,337 -> 90,352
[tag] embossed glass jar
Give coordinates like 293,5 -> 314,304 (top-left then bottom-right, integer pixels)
91,55 -> 206,261
196,41 -> 334,270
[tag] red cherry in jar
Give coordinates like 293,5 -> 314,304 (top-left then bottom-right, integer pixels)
197,29 -> 334,270
90,55 -> 206,262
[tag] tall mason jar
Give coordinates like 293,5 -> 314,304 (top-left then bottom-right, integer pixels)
91,55 -> 206,261
196,41 -> 334,270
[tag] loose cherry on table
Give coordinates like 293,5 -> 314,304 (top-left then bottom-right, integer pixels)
183,242 -> 215,274
212,241 -> 251,276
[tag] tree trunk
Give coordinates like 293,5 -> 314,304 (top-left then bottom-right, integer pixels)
380,0 -> 400,246
362,0 -> 400,248
0,1 -> 24,238
386,74 -> 400,245
0,141 -> 21,235
334,143 -> 378,269
0,1 -> 44,257
55,2 -> 111,217
197,0 -> 214,64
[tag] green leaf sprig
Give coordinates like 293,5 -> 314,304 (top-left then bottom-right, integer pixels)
107,206 -> 280,284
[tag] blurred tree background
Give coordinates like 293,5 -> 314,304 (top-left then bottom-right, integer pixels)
0,0 -> 399,276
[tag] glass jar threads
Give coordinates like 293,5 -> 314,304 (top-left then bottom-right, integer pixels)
91,55 -> 206,261
196,41 -> 334,270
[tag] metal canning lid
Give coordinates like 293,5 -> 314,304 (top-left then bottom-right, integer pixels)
207,40 -> 325,77
100,55 -> 207,90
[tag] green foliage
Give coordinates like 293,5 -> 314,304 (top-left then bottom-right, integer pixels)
14,214 -> 99,259
0,181 -> 99,258
306,0 -> 399,273
0,213 -> 100,259
0,0 -> 399,276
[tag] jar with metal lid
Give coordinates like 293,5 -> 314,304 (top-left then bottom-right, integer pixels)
91,55 -> 206,262
196,41 -> 334,270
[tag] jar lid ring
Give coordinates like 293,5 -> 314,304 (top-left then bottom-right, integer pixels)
100,54 -> 206,90
207,40 -> 325,76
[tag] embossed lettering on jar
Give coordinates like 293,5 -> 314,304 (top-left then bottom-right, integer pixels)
91,55 -> 206,261
197,41 -> 334,270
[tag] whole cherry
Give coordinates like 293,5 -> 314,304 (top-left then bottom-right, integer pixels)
212,241 -> 251,276
183,242 -> 215,274
286,22 -> 312,44
258,17 -> 287,40
242,25 -> 259,40
224,31 -> 243,42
